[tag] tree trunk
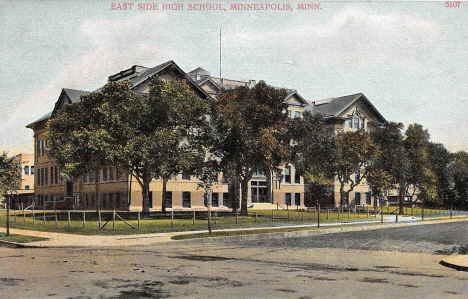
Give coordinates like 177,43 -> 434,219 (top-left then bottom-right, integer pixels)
340,181 -> 346,209
141,178 -> 151,213
161,178 -> 168,213
240,178 -> 249,215
399,182 -> 405,215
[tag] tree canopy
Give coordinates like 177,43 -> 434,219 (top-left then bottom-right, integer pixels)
47,78 -> 211,212
212,81 -> 290,214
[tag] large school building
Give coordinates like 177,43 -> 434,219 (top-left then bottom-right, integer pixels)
26,60 -> 385,211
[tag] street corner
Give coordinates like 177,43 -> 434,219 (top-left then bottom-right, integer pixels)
440,254 -> 468,271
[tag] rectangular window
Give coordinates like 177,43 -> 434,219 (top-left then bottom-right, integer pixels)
31,166 -> 34,175
284,166 -> 291,184
55,167 -> 58,185
212,193 -> 219,207
116,192 -> 122,209
365,192 -> 371,205
287,110 -> 291,118
354,192 -> 361,206
294,169 -> 300,184
294,111 -> 300,118
109,193 -> 114,209
354,172 -> 360,184
24,166 -> 29,175
51,167 -> 54,185
102,167 -> 107,181
36,169 -> 41,186
164,191 -> 172,208
45,168 -> 48,185
354,115 -> 359,129
295,193 -> 301,206
222,192 -> 230,208
253,168 -> 264,176
361,119 -> 365,130
285,193 -> 292,206
109,168 -> 114,181
182,192 -> 191,208
348,117 -> 353,128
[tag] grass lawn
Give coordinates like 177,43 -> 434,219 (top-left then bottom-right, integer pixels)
0,233 -> 48,243
0,209 -> 381,236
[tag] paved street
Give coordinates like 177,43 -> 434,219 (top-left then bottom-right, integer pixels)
1,220 -> 468,299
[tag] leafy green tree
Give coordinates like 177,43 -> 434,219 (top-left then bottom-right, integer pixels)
370,122 -> 409,213
47,78 -> 210,212
404,124 -> 437,207
333,130 -> 378,208
0,152 -> 22,236
452,151 -> 468,209
212,81 -> 289,215
289,112 -> 335,206
428,142 -> 454,206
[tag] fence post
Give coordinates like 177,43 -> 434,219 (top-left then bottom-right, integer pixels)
215,211 -> 217,224
272,210 -> 274,222
137,211 -> 140,230
13,210 -> 16,223
367,208 -> 369,218
82,211 -> 85,228
277,202 -> 279,210
338,209 -> 340,220
54,211 -> 57,226
98,210 -> 101,229
301,209 -> 304,221
43,210 -> 46,225
236,210 -> 238,224
171,209 -> 174,228
348,208 -> 350,219
32,205 -> 35,225
193,210 -> 196,226
255,211 -> 257,223
287,208 -> 290,223
327,209 -> 329,220
421,204 -> 424,221
67,211 -> 70,228
112,210 -> 115,230
23,209 -> 25,225
317,204 -> 320,228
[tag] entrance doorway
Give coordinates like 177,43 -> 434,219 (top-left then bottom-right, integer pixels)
251,181 -> 269,203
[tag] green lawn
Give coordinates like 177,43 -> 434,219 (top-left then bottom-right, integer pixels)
0,209 -> 380,236
0,233 -> 48,243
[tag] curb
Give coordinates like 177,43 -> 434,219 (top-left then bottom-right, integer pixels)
0,239 -> 41,249
440,254 -> 468,272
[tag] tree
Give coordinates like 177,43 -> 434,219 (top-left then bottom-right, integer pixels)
212,81 -> 290,215
145,77 -> 211,212
452,151 -> 468,209
0,153 -> 21,236
332,130 -> 378,208
370,122 -> 409,214
404,124 -> 437,207
47,78 -> 210,213
428,142 -> 454,206
47,89 -> 115,210
289,112 -> 335,206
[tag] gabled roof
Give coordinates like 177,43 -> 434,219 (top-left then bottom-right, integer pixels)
112,60 -> 212,100
307,93 -> 386,123
27,88 -> 91,128
26,112 -> 52,128
284,90 -> 309,106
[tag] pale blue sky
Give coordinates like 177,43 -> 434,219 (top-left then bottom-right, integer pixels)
1,0 -> 467,155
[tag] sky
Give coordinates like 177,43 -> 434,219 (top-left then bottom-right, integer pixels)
1,0 -> 467,155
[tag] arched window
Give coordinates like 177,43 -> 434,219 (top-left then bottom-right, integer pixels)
30,166 -> 35,174
25,185 -> 30,190
24,166 -> 29,175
